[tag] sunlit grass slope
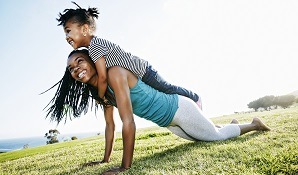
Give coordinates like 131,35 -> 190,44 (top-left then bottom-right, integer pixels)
0,107 -> 297,175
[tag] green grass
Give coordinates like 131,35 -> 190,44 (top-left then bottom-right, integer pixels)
1,107 -> 297,175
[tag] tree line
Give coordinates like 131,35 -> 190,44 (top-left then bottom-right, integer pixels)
247,95 -> 297,111
44,129 -> 79,145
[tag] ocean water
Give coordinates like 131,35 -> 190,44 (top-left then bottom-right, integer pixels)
0,132 -> 99,153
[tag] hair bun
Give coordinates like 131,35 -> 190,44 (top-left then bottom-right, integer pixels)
87,7 -> 99,19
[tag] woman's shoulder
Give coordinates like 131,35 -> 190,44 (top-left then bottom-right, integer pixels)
107,67 -> 128,82
108,66 -> 126,75
107,66 -> 138,88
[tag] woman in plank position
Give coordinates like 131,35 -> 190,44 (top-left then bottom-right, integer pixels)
45,49 -> 270,174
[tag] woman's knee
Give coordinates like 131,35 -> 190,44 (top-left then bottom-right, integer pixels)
167,126 -> 196,141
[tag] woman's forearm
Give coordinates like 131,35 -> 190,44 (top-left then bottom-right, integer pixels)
103,124 -> 115,162
121,120 -> 136,169
103,106 -> 115,162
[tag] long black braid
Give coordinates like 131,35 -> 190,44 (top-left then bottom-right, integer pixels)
57,1 -> 99,31
41,49 -> 116,124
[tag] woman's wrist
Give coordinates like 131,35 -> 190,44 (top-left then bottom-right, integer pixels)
101,158 -> 110,163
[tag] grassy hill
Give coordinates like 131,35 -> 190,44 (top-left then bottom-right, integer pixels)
289,90 -> 298,97
0,107 -> 297,175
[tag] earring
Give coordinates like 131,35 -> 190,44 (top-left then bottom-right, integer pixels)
83,33 -> 87,37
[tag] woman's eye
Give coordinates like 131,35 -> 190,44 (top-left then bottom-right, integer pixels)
68,67 -> 73,73
78,59 -> 84,64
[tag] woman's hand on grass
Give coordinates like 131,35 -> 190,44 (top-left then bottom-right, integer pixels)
102,166 -> 128,175
82,160 -> 108,167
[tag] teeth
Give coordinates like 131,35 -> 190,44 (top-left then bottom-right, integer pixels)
78,70 -> 86,79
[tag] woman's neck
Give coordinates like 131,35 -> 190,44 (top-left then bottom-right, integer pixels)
87,74 -> 98,89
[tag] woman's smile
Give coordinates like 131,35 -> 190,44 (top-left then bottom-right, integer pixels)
78,70 -> 86,79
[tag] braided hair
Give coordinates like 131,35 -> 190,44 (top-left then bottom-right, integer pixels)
57,1 -> 99,32
42,49 -> 116,124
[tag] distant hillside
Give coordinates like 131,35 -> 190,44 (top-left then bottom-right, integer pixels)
288,90 -> 298,97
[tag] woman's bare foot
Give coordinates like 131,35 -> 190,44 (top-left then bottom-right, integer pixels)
231,119 -> 239,124
252,117 -> 271,131
215,119 -> 239,128
215,119 -> 240,128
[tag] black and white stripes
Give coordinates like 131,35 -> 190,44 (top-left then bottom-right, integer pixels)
89,37 -> 149,78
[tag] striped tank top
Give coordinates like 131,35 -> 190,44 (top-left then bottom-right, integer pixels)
89,36 -> 149,78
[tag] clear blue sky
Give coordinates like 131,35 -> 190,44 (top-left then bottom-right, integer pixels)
0,0 -> 297,139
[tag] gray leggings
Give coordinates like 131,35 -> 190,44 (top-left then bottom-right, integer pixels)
167,96 -> 240,141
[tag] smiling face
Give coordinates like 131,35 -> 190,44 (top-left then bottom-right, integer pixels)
67,52 -> 98,87
64,20 -> 90,49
